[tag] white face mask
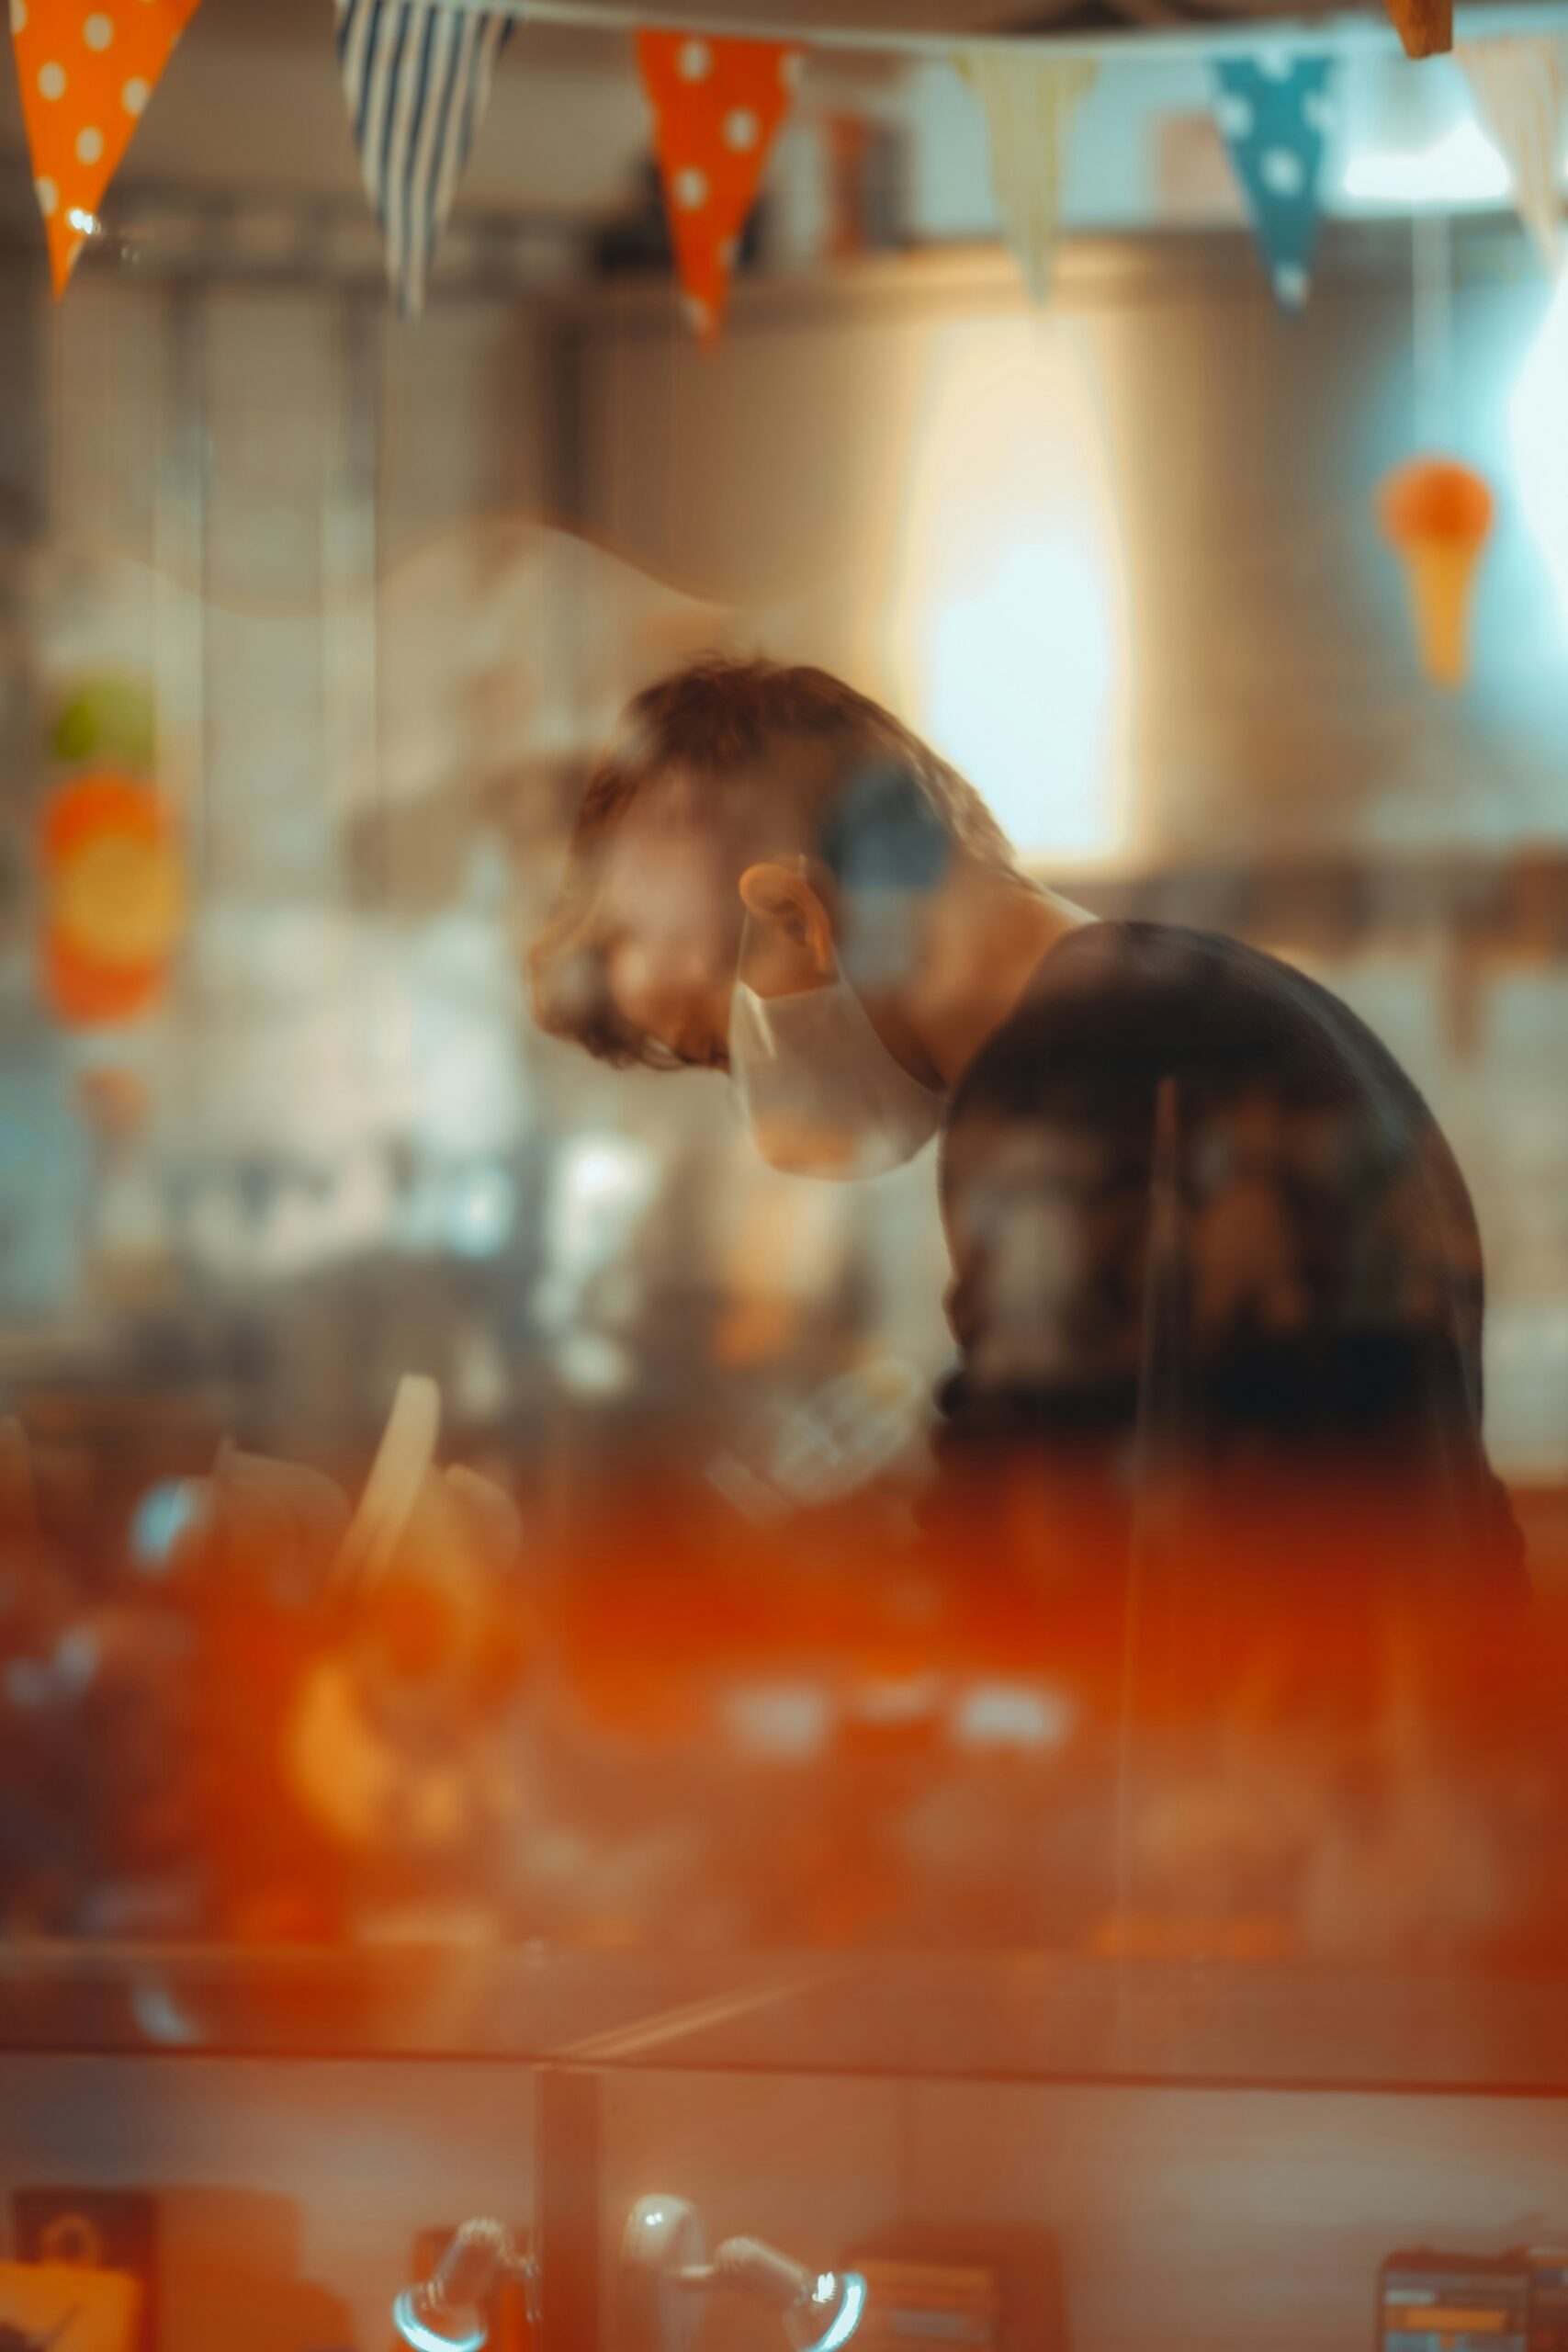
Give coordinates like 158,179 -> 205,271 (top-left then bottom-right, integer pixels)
728,962 -> 945,1181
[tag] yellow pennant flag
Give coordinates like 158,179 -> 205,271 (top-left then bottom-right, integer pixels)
959,49 -> 1097,304
1458,35 -> 1567,276
9,0 -> 205,293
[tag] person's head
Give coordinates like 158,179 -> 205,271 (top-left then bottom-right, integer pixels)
527,655 -> 1021,1082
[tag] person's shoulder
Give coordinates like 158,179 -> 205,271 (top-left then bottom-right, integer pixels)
943,920 -> 1232,1113
1033,918 -> 1369,1035
1049,919 -> 1305,996
958,916 -> 1413,1105
998,917 -> 1296,1038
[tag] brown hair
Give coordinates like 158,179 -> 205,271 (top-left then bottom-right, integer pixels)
527,655 -> 1021,1067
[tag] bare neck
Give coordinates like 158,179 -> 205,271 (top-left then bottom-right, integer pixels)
890,866 -> 1094,1089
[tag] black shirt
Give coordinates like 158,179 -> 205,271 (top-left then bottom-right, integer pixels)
931,921 -> 1524,1597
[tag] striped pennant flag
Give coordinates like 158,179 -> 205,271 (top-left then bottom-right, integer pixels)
336,0 -> 512,318
1458,36 -> 1567,277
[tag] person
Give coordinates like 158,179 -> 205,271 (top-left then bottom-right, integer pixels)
527,655 -> 1526,1608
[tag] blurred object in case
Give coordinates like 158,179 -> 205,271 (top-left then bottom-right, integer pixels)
0,2261 -> 141,2352
854,2258 -> 1000,2346
847,2223 -> 1064,2351
1529,2250 -> 1568,2352
401,2226 -> 535,2351
9,2187 -> 156,2352
1378,2246 -> 1529,2352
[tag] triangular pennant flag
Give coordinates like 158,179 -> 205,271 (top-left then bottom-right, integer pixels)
336,0 -> 512,320
1458,36 -> 1567,277
636,29 -> 802,344
1213,57 -> 1337,313
10,0 -> 204,295
959,50 -> 1097,305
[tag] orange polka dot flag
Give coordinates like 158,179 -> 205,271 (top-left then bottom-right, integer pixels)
9,0 -> 204,295
636,29 -> 802,345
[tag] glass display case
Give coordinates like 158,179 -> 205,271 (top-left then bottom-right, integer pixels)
7,1944 -> 1568,2350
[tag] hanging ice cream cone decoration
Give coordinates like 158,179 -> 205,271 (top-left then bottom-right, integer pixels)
1377,458 -> 1495,689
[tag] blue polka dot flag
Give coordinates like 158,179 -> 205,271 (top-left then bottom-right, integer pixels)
336,0 -> 513,319
1213,56 -> 1338,313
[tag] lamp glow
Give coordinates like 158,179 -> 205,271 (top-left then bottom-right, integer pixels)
890,318 -> 1128,865
1341,119 -> 1512,207
1511,273 -> 1568,637
925,537 -> 1117,862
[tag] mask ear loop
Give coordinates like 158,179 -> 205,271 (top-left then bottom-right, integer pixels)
728,900 -> 811,1107
732,903 -> 774,1021
734,858 -> 838,1013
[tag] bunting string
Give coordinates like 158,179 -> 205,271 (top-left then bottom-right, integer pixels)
396,0 -> 1568,62
11,0 -> 1568,318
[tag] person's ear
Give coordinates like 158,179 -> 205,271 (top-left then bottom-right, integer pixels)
738,861 -> 835,981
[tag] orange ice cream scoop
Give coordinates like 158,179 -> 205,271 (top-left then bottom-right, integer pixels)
1378,457 -> 1495,691
39,772 -> 184,1023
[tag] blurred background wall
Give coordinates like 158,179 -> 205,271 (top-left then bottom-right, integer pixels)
1,0 -> 1567,1514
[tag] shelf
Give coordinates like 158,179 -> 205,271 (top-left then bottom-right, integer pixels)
6,1946 -> 1568,2093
